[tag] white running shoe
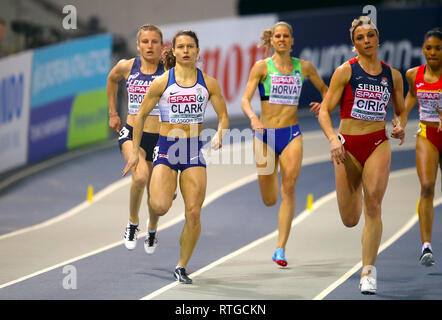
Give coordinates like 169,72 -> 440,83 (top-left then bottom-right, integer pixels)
123,223 -> 139,250
144,232 -> 158,254
144,220 -> 158,254
420,248 -> 435,267
359,267 -> 377,295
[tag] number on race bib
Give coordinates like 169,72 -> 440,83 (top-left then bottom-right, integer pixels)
152,146 -> 159,162
118,127 -> 130,140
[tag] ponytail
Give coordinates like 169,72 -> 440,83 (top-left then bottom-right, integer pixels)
162,47 -> 176,70
258,21 -> 293,57
259,28 -> 273,58
162,29 -> 200,69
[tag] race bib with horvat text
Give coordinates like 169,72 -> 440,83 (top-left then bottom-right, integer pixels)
269,72 -> 302,105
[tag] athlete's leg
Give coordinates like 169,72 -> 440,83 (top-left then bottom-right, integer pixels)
360,141 -> 390,271
149,164 -> 178,216
177,167 -> 207,268
334,151 -> 363,227
121,141 -> 149,225
416,135 -> 439,244
254,136 -> 279,206
277,136 -> 302,249
145,161 -> 160,231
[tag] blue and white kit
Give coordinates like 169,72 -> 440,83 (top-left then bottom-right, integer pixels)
154,67 -> 210,171
255,124 -> 302,156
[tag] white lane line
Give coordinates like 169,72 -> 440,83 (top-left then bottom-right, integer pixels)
313,171 -> 442,300
0,178 -> 131,241
140,191 -> 337,300
0,139 -> 117,192
0,239 -> 126,289
0,128 -> 416,241
0,173 -> 259,289
143,167 -> 425,300
0,147 -> 332,290
0,129 -> 419,289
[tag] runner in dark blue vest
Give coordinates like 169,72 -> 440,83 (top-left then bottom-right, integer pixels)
107,24 -> 165,253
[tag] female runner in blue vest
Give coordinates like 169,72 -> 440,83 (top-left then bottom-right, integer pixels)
318,16 -> 407,294
123,30 -> 229,284
107,24 -> 166,253
241,21 -> 328,268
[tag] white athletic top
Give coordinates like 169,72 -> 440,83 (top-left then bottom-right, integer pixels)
158,68 -> 210,124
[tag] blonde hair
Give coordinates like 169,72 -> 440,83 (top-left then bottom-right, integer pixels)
259,21 -> 293,57
349,16 -> 379,52
136,24 -> 163,45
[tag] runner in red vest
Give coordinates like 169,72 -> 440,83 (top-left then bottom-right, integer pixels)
318,16 -> 407,294
405,28 -> 442,267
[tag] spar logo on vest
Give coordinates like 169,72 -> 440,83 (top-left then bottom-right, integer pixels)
127,79 -> 151,113
168,90 -> 206,124
351,83 -> 391,121
417,91 -> 440,101
269,71 -> 302,105
127,74 -> 162,115
417,90 -> 441,120
127,78 -> 155,114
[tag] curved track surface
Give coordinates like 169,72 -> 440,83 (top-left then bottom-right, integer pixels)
1,110 -> 441,301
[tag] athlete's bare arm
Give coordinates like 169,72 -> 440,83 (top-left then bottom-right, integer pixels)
318,62 -> 351,165
107,59 -> 133,132
205,74 -> 229,149
318,63 -> 351,140
390,67 -> 407,144
241,60 -> 267,131
404,67 -> 418,115
301,59 -> 328,115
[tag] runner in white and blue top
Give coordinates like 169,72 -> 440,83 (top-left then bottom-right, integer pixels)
123,30 -> 229,284
154,67 -> 210,170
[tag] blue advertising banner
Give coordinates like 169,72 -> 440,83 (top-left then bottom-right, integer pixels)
30,34 -> 112,109
28,97 -> 74,161
28,34 -> 112,163
279,5 -> 442,109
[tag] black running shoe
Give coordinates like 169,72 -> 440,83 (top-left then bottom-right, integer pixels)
174,267 -> 192,284
420,248 -> 435,267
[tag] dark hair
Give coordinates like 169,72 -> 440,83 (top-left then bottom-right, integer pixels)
163,30 -> 200,69
424,28 -> 442,42
136,24 -> 163,45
